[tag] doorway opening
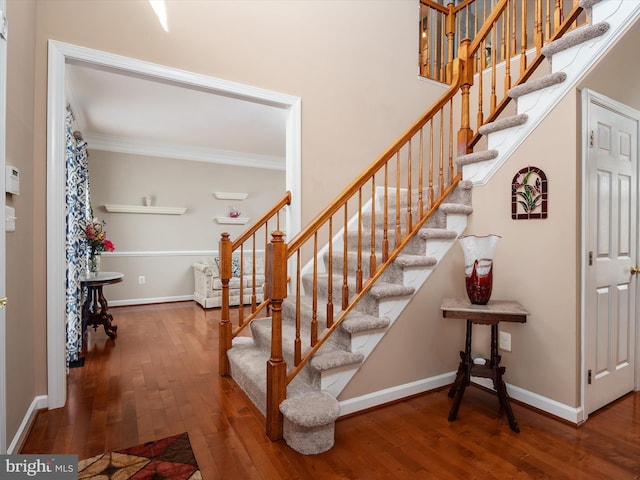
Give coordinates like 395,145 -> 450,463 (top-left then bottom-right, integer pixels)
47,40 -> 302,409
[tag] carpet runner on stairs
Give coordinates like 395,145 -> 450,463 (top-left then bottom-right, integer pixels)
227,181 -> 473,454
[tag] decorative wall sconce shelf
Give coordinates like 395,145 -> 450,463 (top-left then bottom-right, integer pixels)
213,192 -> 248,201
215,216 -> 250,225
104,205 -> 187,215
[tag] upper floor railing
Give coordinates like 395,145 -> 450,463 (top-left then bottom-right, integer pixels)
420,0 -> 587,84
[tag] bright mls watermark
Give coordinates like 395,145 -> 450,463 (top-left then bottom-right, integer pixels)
0,455 -> 77,479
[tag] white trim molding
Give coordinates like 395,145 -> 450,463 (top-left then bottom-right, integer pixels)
339,374 -> 583,425
7,395 -> 47,454
47,39 -> 302,410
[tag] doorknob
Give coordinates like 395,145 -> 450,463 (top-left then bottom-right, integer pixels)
631,266 -> 640,275
0,297 -> 6,308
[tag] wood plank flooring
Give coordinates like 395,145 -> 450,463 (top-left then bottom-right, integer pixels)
20,302 -> 640,479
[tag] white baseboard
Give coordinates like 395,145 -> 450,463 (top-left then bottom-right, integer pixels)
339,373 -> 582,424
338,372 -> 456,416
8,395 -> 48,454
472,377 -> 582,424
110,295 -> 194,307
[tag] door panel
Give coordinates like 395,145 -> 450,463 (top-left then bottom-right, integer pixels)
586,98 -> 637,415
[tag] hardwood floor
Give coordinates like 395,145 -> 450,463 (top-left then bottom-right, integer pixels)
21,302 -> 640,479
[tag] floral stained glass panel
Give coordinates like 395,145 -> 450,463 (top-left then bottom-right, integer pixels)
511,166 -> 548,219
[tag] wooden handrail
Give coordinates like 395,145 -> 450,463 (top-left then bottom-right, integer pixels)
232,191 -> 291,250
287,75 -> 462,254
419,0 -> 449,15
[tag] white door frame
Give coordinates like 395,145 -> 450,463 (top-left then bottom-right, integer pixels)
46,40 -> 302,408
580,88 -> 640,422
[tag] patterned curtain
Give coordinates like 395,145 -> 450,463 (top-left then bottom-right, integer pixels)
65,106 -> 91,365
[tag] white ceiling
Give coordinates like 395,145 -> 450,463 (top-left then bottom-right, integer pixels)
65,61 -> 288,170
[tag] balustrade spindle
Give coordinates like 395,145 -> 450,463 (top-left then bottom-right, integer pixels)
369,178 -> 377,283
521,0 -> 528,73
327,218 -> 334,328
342,205 -> 349,310
312,232 -> 318,346
406,142 -> 413,232
356,188 -> 363,293
418,128 -> 425,218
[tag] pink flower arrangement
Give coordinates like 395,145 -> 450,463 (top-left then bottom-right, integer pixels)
85,217 -> 115,255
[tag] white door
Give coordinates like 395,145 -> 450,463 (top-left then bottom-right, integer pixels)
0,0 -> 7,454
584,92 -> 638,415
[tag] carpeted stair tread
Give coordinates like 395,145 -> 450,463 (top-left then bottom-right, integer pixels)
579,0 -> 603,9
395,254 -> 437,268
439,203 -> 473,215
541,22 -> 609,58
508,72 -> 567,99
368,282 -> 415,299
478,114 -> 528,136
456,149 -> 498,167
309,348 -> 365,372
280,391 -> 340,427
341,311 -> 390,333
417,228 -> 458,240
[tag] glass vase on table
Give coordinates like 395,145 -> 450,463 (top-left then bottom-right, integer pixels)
458,234 -> 501,305
87,252 -> 101,278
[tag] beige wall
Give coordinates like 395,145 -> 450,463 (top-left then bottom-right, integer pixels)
88,150 -> 284,303
6,0 -> 37,446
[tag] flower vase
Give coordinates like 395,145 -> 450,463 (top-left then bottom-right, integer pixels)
88,253 -> 101,278
458,234 -> 501,305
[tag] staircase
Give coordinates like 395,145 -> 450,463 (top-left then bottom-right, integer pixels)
221,0 -> 640,455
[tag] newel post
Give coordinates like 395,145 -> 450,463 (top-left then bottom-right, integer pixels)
219,232 -> 232,376
266,230 -> 288,441
457,38 -> 475,155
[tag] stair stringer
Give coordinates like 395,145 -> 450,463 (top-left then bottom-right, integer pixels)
318,210 -> 470,400
462,0 -> 640,185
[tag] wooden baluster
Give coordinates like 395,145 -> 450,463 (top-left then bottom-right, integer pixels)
356,188 -> 363,293
428,120 -> 434,208
440,13 -> 446,83
382,163 -> 389,262
501,9 -> 506,61
491,26 -> 497,113
251,235 -> 257,311
342,204 -> 349,310
446,2 -> 455,83
395,151 -> 401,248
554,0 -> 563,33
418,128 -> 425,219
449,99 -> 454,183
457,39 -> 474,156
263,225 -> 269,314
312,232 -> 318,346
295,250 -> 301,365
369,178 -> 377,282
505,1 -> 512,95
545,0 -> 551,41
327,218 -> 334,328
520,0 -> 527,75
406,142 -> 413,232
511,0 -> 517,58
423,10 -> 431,79
478,38 -> 485,128
535,0 -> 543,54
439,109 -> 445,195
266,230 -> 287,441
219,232 -> 232,376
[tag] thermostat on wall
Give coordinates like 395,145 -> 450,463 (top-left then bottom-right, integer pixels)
5,165 -> 19,195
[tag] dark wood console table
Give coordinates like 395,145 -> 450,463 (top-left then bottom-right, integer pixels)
80,272 -> 123,340
441,297 -> 528,433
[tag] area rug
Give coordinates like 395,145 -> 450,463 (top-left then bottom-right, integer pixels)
78,432 -> 202,479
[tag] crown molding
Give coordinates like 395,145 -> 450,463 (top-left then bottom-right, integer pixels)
85,132 -> 285,170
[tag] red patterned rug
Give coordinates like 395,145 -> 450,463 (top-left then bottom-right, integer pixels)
78,432 -> 202,479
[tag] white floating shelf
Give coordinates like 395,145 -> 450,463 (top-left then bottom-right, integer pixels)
213,192 -> 248,200
104,205 -> 187,215
215,216 -> 250,225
